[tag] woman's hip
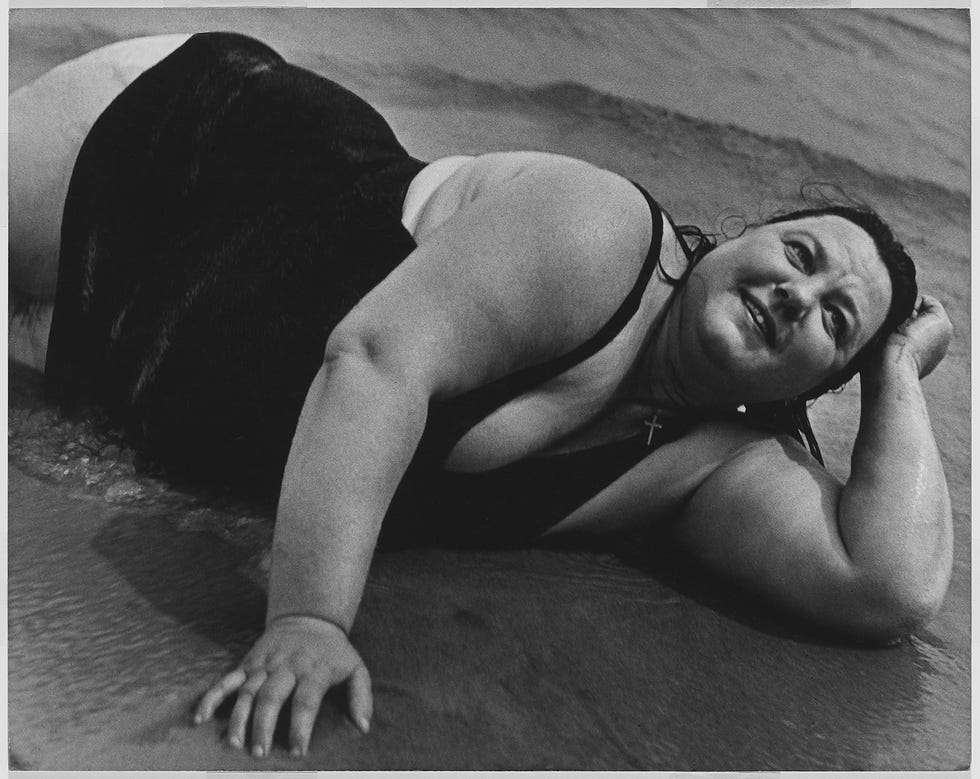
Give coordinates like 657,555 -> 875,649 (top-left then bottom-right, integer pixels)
43,32 -> 425,483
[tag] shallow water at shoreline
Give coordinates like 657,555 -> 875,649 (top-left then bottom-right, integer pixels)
7,361 -> 971,770
10,7 -> 970,194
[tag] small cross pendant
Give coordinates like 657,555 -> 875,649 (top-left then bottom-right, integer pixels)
644,414 -> 663,446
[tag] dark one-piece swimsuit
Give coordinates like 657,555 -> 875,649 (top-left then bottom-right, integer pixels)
46,31 -> 695,549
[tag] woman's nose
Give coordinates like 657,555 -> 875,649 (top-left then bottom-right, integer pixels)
773,281 -> 817,322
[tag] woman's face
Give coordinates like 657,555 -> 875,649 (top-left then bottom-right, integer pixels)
676,214 -> 893,403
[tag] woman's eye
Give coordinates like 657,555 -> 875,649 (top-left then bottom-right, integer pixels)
826,305 -> 846,340
786,241 -> 813,272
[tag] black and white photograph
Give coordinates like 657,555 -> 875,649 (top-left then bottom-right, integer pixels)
7,5 -> 970,771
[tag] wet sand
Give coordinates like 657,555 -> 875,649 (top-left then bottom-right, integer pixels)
8,11 -> 971,771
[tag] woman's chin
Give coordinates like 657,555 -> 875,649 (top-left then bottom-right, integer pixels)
694,339 -> 797,404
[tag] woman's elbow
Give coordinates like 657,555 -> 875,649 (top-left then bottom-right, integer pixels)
848,566 -> 951,640
839,505 -> 954,641
323,321 -> 430,397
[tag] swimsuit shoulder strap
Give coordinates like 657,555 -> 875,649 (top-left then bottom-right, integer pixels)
419,182 -> 666,464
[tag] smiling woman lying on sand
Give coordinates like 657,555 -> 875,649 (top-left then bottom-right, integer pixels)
9,32 -> 953,758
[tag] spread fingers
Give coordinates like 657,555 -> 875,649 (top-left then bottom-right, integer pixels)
227,670 -> 268,749
289,669 -> 334,756
348,663 -> 373,734
250,669 -> 297,758
194,668 -> 247,724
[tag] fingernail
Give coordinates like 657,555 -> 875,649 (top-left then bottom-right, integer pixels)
229,736 -> 242,749
252,745 -> 265,758
357,716 -> 370,734
290,746 -> 303,758
193,714 -> 202,725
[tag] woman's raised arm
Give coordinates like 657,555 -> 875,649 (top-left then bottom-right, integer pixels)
676,295 -> 954,639
192,162 -> 653,756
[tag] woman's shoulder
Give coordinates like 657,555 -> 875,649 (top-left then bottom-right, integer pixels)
462,151 -> 645,207
413,150 -> 657,262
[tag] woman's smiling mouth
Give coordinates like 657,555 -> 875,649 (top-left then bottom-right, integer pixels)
742,291 -> 776,347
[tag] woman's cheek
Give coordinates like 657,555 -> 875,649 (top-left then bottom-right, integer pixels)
694,302 -> 742,367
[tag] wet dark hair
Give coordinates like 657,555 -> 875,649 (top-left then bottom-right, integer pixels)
662,193 -> 918,464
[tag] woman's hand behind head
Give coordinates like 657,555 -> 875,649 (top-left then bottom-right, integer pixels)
880,293 -> 952,380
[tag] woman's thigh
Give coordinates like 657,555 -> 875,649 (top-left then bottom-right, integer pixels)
9,34 -> 191,299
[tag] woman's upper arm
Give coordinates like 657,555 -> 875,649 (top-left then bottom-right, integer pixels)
678,435 -> 915,637
326,162 -> 653,396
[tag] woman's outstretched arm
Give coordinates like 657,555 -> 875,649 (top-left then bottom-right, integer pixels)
676,295 -> 954,638
195,343 -> 431,756
192,163 -> 654,756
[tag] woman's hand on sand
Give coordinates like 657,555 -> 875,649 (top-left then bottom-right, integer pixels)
884,293 -> 952,379
194,614 -> 372,758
